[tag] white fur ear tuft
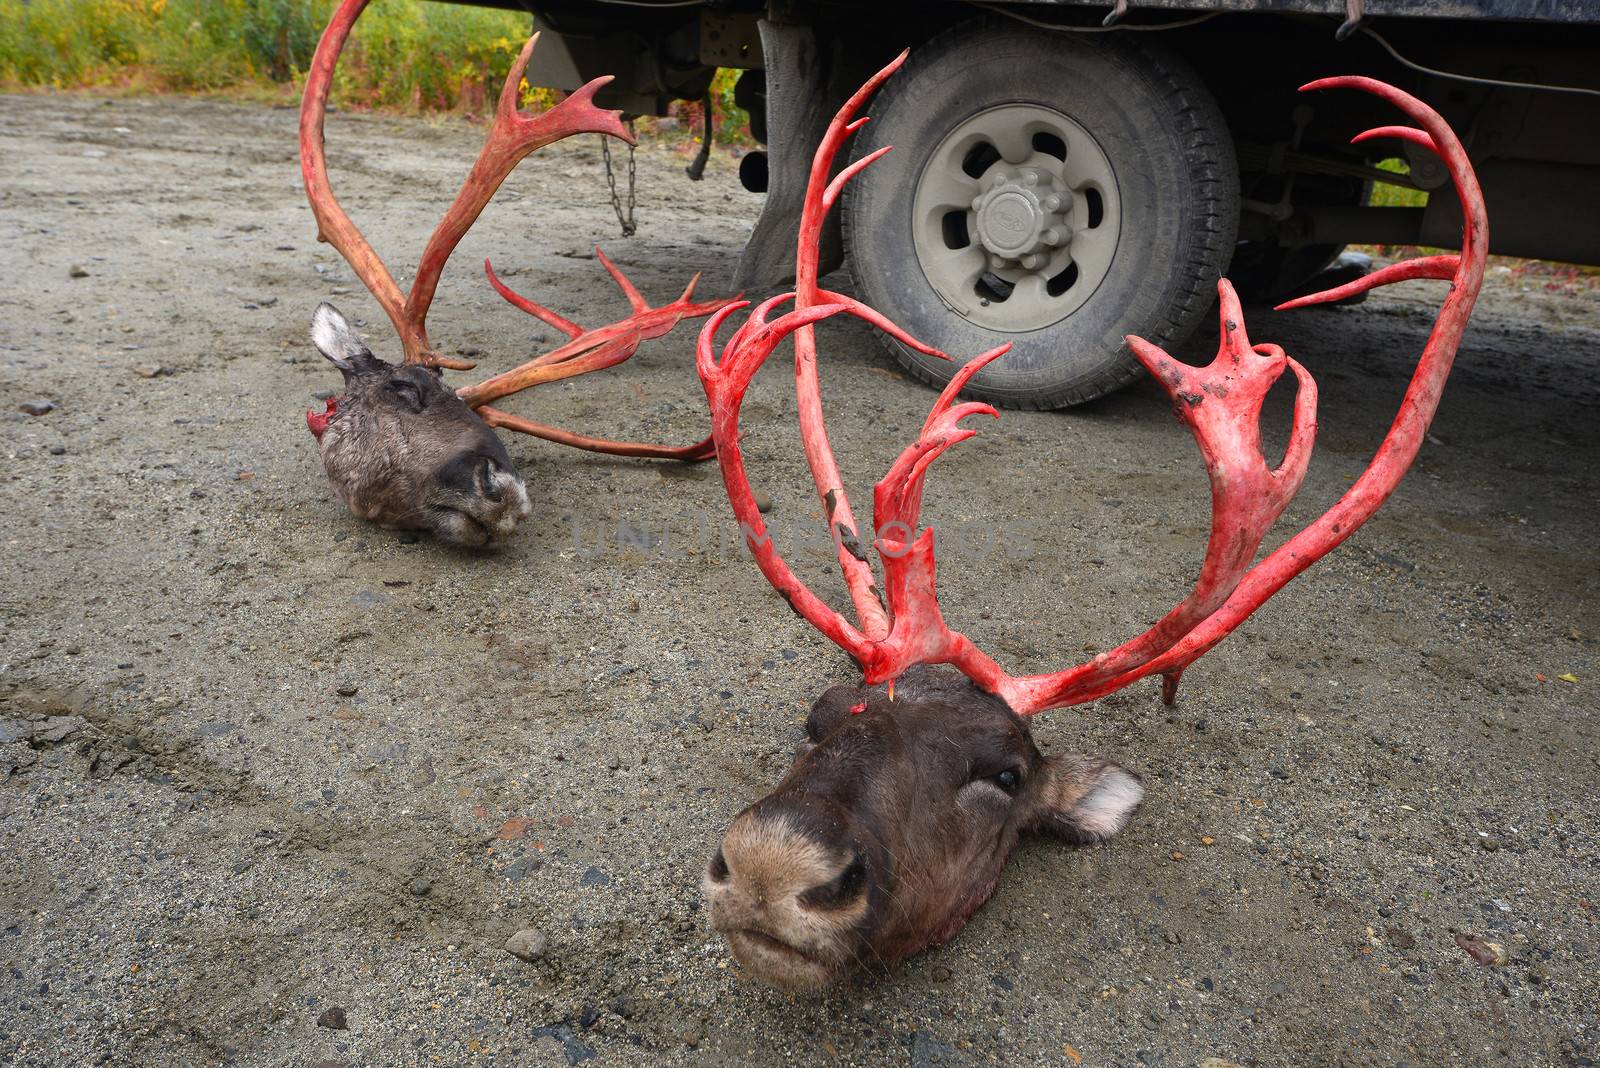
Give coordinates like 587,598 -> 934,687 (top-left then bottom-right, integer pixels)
1034,756 -> 1145,844
1071,767 -> 1144,841
310,302 -> 369,369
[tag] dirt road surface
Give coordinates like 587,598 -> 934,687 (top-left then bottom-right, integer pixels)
1,92 -> 1597,1068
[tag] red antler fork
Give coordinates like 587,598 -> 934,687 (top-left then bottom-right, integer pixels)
301,0 -> 728,458
698,69 -> 1487,714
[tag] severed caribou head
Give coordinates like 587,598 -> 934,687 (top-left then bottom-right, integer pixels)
307,303 -> 529,545
695,57 -> 1487,989
705,666 -> 1141,990
298,0 -> 729,546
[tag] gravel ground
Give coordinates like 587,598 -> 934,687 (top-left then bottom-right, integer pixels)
1,92 -> 1597,1068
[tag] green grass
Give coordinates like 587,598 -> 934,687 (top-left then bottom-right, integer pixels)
0,0 -> 752,141
1368,156 -> 1428,209
0,1 -> 538,108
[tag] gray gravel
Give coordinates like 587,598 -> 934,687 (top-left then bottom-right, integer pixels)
1,91 -> 1597,1068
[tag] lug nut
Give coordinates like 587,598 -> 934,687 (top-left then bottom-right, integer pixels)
1042,226 -> 1069,247
989,253 -> 1011,270
1020,252 -> 1045,270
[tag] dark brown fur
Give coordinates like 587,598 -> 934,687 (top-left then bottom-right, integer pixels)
308,303 -> 530,546
704,665 -> 1142,989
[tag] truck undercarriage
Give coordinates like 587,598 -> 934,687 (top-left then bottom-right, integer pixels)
447,0 -> 1600,405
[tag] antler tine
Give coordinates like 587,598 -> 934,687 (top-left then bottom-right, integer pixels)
789,49 -> 915,641
461,252 -> 739,408
300,0 -> 631,368
1275,255 -> 1459,309
875,346 -> 1009,539
405,47 -> 629,363
478,405 -> 714,460
698,299 -> 877,662
299,0 -> 413,359
1002,75 -> 1486,713
595,247 -> 650,314
484,258 -> 586,339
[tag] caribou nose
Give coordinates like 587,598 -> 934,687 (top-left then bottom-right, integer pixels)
705,805 -> 871,991
797,851 -> 866,910
708,801 -> 870,917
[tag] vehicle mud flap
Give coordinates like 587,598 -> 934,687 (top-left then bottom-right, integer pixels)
734,19 -> 882,290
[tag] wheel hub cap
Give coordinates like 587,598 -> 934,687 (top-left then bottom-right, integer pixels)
910,103 -> 1121,333
972,169 -> 1072,270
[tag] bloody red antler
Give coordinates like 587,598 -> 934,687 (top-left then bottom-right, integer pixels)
301,0 -> 630,369
1016,75 -> 1487,709
788,50 -> 950,639
698,53 -> 1009,685
456,249 -> 733,459
701,69 -> 1487,715
302,0 -> 727,461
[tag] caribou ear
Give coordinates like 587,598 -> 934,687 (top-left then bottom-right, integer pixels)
1029,754 -> 1144,844
310,303 -> 385,375
804,683 -> 871,744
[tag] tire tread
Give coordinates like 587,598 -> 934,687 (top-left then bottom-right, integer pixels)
843,20 -> 1238,409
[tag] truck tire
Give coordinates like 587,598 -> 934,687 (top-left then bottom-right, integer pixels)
843,20 -> 1238,409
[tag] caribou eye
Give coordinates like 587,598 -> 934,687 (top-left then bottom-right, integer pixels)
993,768 -> 1022,793
708,849 -> 730,883
477,456 -> 503,501
387,378 -> 425,411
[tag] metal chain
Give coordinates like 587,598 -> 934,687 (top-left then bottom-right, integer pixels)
601,124 -> 637,237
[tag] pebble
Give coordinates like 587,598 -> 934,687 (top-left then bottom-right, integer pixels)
336,684 -> 359,697
752,489 -> 774,513
1479,836 -> 1502,852
69,264 -> 89,278
20,400 -> 55,416
48,445 -> 66,456
505,928 -> 547,962
406,877 -> 431,897
1455,932 -> 1507,966
133,365 -> 164,378
24,716 -> 88,745
316,1006 -> 348,1030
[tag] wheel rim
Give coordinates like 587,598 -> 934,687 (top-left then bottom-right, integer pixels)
910,103 -> 1122,334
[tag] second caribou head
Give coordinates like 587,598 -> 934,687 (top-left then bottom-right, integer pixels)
298,0 -> 729,546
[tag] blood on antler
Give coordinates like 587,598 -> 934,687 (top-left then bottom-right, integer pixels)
301,0 -> 728,458
699,66 -> 1486,713
461,250 -> 727,459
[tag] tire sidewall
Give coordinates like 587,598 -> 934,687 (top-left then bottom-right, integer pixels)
845,21 -> 1238,407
